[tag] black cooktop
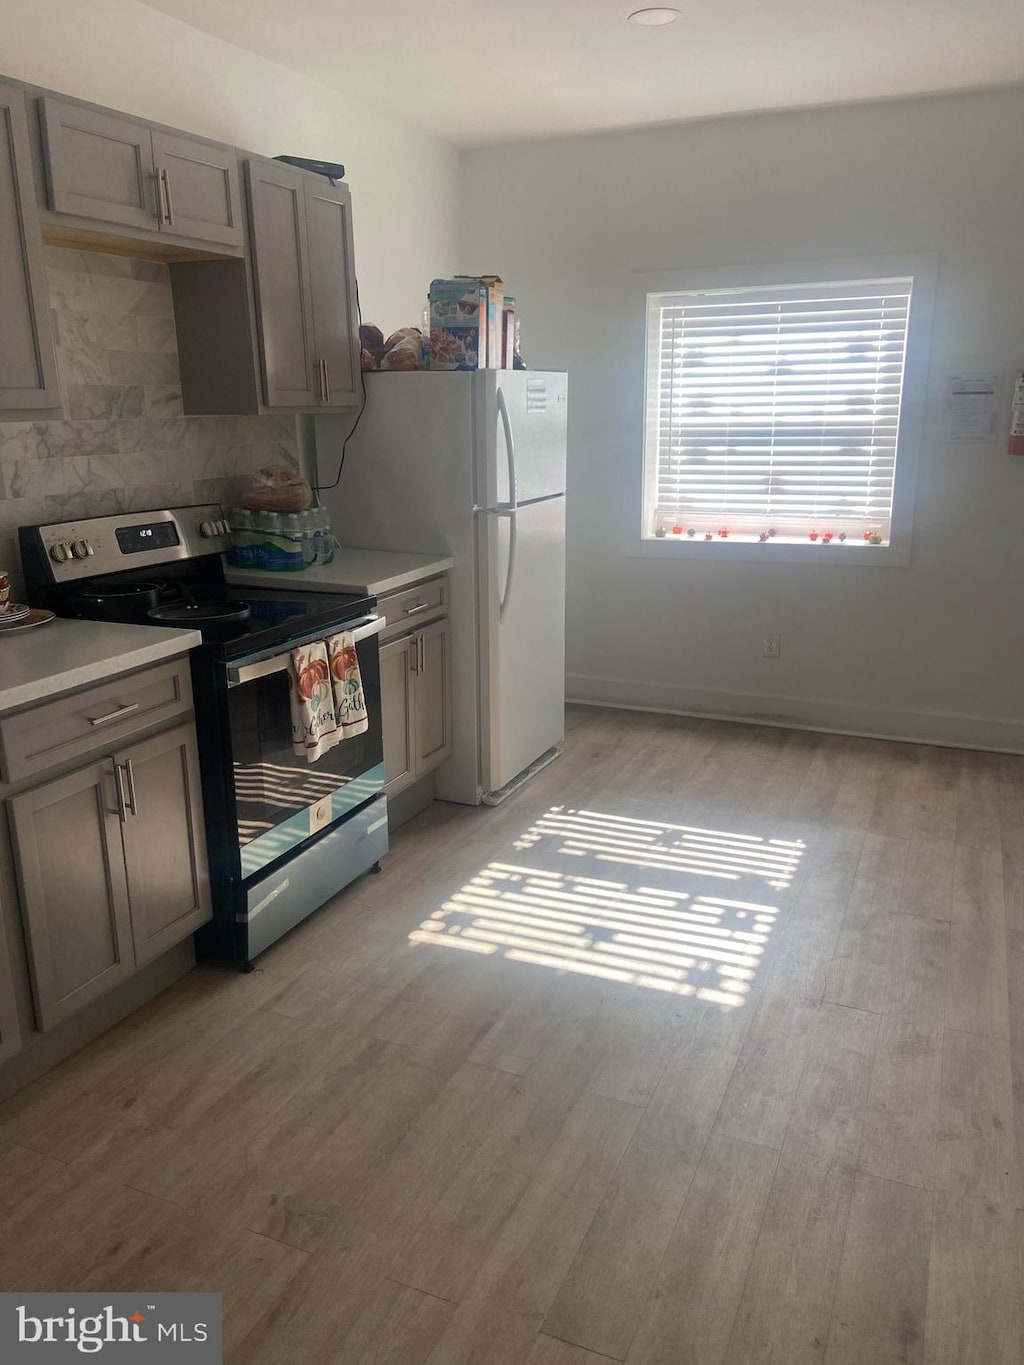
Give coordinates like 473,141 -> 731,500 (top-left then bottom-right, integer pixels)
39,550 -> 375,662
198,585 -> 376,660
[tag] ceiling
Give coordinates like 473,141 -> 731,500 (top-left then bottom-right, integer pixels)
141,0 -> 1024,145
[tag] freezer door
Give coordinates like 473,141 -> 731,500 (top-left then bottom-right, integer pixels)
478,493 -> 566,794
476,371 -> 567,510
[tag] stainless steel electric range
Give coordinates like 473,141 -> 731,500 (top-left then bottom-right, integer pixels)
19,503 -> 388,968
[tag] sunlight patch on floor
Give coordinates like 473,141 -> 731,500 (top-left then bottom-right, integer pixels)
409,805 -> 804,1006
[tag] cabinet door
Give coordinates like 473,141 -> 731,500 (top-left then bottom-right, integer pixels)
116,723 -> 212,968
9,759 -> 134,1031
152,130 -> 243,249
39,97 -> 157,231
245,159 -> 318,408
415,620 -> 452,775
0,909 -> 22,1065
380,636 -> 417,796
0,82 -> 60,413
304,176 -> 360,408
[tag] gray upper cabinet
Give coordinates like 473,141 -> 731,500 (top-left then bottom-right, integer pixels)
10,758 -> 135,1031
39,97 -> 156,231
245,158 -> 318,408
116,723 -> 211,967
0,80 -> 60,415
304,176 -> 360,407
38,96 -> 242,251
244,156 -> 361,411
151,130 -> 242,249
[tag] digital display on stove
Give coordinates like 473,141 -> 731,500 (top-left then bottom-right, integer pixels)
115,521 -> 180,555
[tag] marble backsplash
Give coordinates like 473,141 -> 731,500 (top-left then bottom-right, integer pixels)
0,247 -> 298,594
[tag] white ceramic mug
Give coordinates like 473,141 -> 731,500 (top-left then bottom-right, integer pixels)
0,569 -> 11,613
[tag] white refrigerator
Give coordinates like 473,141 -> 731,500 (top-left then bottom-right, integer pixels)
317,369 -> 567,805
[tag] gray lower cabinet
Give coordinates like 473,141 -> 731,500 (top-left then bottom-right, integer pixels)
381,636 -> 417,793
38,96 -> 242,250
0,912 -> 23,1063
116,723 -> 211,968
0,80 -> 60,414
8,720 -> 211,1030
9,757 -> 135,1030
381,618 -> 451,798
415,619 -> 451,773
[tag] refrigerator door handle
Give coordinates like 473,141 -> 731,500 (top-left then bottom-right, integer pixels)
496,386 -> 518,509
499,506 -> 517,624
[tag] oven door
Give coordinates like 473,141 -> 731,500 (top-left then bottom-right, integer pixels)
224,614 -> 385,879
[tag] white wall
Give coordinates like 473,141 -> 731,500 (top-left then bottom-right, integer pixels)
463,88 -> 1024,750
0,0 -> 459,331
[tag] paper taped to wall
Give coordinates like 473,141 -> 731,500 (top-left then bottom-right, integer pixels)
947,373 -> 1001,441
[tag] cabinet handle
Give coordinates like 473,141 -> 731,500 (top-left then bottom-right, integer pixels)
409,640 -> 420,675
113,763 -> 129,822
88,701 -> 139,727
403,601 -> 429,615
124,758 -> 139,817
160,168 -> 174,226
322,358 -> 331,404
151,171 -> 164,226
418,635 -> 425,675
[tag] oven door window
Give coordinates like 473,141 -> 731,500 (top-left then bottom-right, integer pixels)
227,637 -> 384,879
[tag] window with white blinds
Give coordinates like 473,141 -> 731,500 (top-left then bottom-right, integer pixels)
642,277 -> 914,546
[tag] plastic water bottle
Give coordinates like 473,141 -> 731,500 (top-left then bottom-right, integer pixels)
298,510 -> 316,567
318,508 -> 335,565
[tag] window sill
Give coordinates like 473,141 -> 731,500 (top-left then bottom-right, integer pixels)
628,538 -> 910,567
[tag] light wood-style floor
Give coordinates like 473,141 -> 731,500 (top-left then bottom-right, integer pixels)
1,705 -> 1022,1363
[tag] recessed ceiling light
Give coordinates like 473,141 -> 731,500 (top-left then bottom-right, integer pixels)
628,7 -> 682,24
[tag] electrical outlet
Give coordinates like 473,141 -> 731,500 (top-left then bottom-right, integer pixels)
762,633 -> 781,659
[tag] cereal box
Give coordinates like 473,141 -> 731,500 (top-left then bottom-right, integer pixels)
501,295 -> 516,369
429,278 -> 487,370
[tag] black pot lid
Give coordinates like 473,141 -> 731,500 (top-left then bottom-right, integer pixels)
148,600 -> 252,624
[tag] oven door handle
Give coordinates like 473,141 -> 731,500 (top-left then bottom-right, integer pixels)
226,615 -> 385,687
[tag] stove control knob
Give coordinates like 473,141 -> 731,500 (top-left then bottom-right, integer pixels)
71,539 -> 93,559
199,520 -> 215,537
50,541 -> 72,564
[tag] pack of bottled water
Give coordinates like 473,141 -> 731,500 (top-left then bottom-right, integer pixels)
226,506 -> 335,572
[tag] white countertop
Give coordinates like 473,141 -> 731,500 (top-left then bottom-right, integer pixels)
225,548 -> 454,597
0,618 -> 202,716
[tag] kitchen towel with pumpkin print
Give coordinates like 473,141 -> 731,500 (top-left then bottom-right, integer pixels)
327,631 -> 369,739
289,640 -> 341,761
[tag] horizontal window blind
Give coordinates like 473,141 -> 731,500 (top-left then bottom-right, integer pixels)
643,277 -> 913,542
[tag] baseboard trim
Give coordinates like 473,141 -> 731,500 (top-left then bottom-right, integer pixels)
565,673 -> 1024,754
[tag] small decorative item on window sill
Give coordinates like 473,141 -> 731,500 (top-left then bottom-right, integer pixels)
652,523 -> 885,545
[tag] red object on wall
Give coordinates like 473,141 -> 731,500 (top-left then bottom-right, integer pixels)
1010,371 -> 1024,457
